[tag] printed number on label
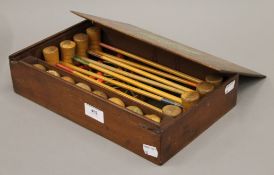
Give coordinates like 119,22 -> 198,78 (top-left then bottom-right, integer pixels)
84,103 -> 104,123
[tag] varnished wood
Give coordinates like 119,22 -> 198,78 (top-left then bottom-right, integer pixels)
9,19 -> 239,165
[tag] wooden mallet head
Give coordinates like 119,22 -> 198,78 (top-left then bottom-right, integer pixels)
205,74 -> 223,87
162,105 -> 182,117
181,91 -> 200,110
196,82 -> 214,96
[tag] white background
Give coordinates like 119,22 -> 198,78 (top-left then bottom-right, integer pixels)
0,0 -> 273,174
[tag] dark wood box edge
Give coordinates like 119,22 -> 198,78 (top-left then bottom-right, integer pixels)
8,20 -> 239,165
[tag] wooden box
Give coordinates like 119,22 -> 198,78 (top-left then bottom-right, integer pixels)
9,11 -> 264,165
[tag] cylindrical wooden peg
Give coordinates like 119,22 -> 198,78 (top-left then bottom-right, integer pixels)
73,33 -> 89,57
42,46 -> 59,65
86,26 -> 101,51
60,40 -> 76,63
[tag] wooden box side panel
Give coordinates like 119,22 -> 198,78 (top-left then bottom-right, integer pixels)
10,60 -> 162,164
159,75 -> 238,164
8,19 -> 240,165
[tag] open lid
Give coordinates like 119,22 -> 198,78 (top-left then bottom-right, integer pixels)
72,11 -> 265,78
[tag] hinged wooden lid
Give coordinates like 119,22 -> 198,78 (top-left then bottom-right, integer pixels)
72,11 -> 265,78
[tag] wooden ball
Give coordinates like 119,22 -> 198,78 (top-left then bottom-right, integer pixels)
76,82 -> 91,92
126,106 -> 143,115
108,97 -> 125,107
205,74 -> 223,86
93,90 -> 108,99
61,76 -> 75,84
33,64 -> 46,71
196,82 -> 214,95
47,70 -> 60,77
162,105 -> 182,117
144,114 -> 161,123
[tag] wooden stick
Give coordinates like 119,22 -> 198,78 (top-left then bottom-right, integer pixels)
100,43 -> 203,84
61,61 -> 182,107
73,57 -> 183,105
97,51 -> 198,87
79,56 -> 184,94
56,63 -> 163,113
88,51 -> 193,92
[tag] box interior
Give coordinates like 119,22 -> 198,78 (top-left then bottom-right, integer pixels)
10,20 -> 236,127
